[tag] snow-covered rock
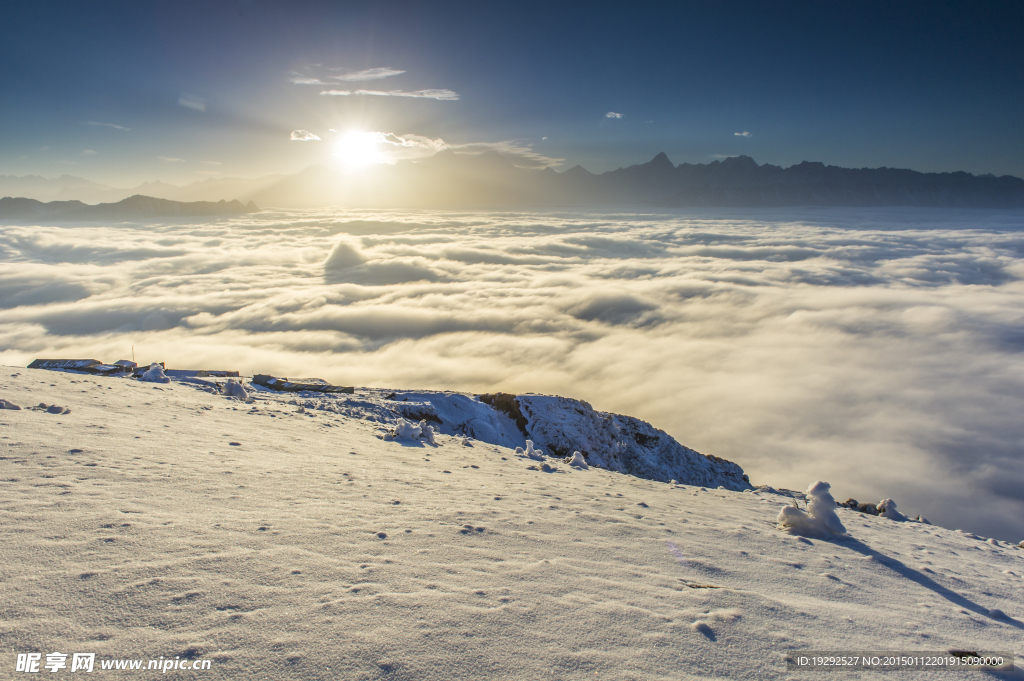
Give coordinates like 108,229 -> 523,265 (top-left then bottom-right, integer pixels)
392,418 -> 422,440
877,498 -> 907,521
140,363 -> 170,383
223,379 -> 249,400
565,451 -> 588,469
501,393 -> 749,490
387,417 -> 437,445
420,421 -> 436,445
387,391 -> 524,449
777,481 -> 847,537
381,390 -> 751,489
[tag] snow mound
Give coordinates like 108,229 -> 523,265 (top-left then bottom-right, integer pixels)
514,441 -> 545,460
223,379 -> 248,400
387,391 -> 524,449
420,421 -> 436,445
877,498 -> 907,521
512,394 -> 749,490
777,481 -> 847,537
385,418 -> 437,445
140,363 -> 170,383
565,451 -> 588,469
0,398 -> 21,410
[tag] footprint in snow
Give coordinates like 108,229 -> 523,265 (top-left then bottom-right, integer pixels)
692,621 -> 716,640
30,403 -> 70,414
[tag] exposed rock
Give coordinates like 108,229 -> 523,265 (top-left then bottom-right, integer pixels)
477,392 -> 529,436
857,503 -> 879,515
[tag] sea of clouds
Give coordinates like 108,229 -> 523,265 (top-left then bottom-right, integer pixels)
2,207 -> 1023,541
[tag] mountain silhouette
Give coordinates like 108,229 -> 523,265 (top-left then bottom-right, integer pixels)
0,195 -> 259,220
3,154 -> 1022,209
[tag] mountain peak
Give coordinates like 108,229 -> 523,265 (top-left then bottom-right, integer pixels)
563,165 -> 594,177
720,155 -> 759,170
648,152 -> 674,169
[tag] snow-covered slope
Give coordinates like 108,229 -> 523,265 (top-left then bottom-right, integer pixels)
1,368 -> 1022,680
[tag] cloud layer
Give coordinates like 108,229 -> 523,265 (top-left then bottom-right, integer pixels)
2,208 -> 1024,541
319,89 -> 460,101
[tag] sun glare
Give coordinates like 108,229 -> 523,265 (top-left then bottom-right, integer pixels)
333,131 -> 385,168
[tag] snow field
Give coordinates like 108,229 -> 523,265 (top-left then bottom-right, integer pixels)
0,368 -> 1022,680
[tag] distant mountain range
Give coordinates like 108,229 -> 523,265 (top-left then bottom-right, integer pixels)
0,195 -> 259,220
4,154 -> 1023,209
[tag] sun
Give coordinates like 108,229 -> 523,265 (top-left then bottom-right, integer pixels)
333,131 -> 384,168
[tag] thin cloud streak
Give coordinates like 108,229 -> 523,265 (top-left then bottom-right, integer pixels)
290,67 -> 405,84
177,95 -> 206,112
85,121 -> 130,131
366,132 -> 448,162
327,67 -> 405,81
320,89 -> 460,101
289,76 -> 330,85
449,141 -> 564,169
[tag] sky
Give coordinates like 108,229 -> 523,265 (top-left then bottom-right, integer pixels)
2,0 -> 1023,186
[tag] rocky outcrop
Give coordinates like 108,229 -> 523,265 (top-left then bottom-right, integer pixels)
480,392 -> 750,490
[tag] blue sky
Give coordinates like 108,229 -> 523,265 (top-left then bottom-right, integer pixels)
2,0 -> 1022,185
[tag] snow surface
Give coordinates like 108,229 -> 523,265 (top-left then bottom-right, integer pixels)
1,368 -> 1022,680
